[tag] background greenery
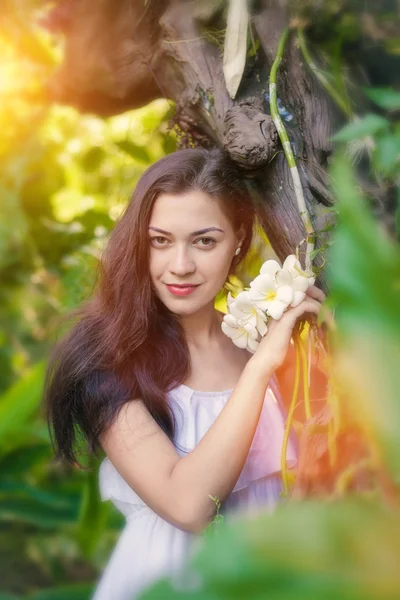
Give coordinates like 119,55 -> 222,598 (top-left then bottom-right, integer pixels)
0,6 -> 179,597
0,1 -> 399,599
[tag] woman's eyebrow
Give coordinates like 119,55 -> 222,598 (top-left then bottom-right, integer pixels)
148,226 -> 224,236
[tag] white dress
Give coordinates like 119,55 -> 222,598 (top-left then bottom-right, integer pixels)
92,375 -> 297,600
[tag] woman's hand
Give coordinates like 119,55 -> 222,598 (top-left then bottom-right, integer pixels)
250,286 -> 327,375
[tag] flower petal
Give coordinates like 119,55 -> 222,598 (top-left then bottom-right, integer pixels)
235,291 -> 256,313
232,331 -> 248,349
260,259 -> 281,278
275,269 -> 292,287
307,275 -> 316,286
230,303 -> 247,320
291,290 -> 306,307
245,312 -> 257,328
247,337 -> 260,353
250,298 -> 270,312
243,322 -> 258,339
282,254 -> 299,273
249,273 -> 275,295
267,300 -> 286,320
223,313 -> 238,328
227,291 -> 235,310
292,275 -> 309,292
276,285 -> 293,305
221,321 -> 237,339
256,317 -> 268,337
221,321 -> 236,339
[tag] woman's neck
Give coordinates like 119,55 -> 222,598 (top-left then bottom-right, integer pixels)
178,305 -> 224,350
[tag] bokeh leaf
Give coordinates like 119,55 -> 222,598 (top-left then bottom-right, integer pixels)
140,499 -> 400,599
331,114 -> 390,142
327,152 -> 400,476
115,140 -> 151,163
0,361 -> 46,447
76,458 -> 110,559
364,87 -> 400,111
25,583 -> 94,600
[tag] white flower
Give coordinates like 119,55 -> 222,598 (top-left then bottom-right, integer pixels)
282,255 -> 315,308
232,291 -> 268,337
246,337 -> 260,354
249,273 -> 293,320
260,259 -> 281,278
221,313 -> 259,351
222,254 -> 316,352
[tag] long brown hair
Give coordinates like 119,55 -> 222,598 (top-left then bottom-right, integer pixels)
44,147 -> 256,466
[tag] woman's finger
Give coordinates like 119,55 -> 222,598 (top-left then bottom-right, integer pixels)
306,285 -> 326,303
282,297 -> 322,326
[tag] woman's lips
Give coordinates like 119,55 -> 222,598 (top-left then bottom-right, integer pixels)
165,284 -> 200,296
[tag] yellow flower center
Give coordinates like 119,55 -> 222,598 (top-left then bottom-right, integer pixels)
266,291 -> 276,301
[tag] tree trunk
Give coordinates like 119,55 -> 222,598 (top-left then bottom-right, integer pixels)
44,0 -> 397,291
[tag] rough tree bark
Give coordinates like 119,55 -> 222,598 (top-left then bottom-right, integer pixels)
44,0 -> 343,291
43,0 -> 399,290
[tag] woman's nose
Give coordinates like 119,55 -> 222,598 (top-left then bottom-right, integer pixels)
169,245 -> 195,276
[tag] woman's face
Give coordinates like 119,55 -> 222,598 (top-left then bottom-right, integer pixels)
148,190 -> 244,316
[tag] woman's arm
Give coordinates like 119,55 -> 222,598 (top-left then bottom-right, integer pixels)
169,357 -> 274,531
101,293 -> 324,535
100,357 -> 274,535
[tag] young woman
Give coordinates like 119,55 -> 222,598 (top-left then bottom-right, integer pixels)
44,147 -> 325,599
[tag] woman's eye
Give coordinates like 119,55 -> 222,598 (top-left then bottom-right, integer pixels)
196,237 -> 216,247
150,236 -> 168,246
150,236 -> 216,248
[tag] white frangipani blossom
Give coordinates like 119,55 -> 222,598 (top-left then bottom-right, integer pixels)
226,291 -> 246,321
249,273 -> 293,320
282,255 -> 315,307
232,291 -> 268,337
246,336 -> 260,354
221,313 -> 259,352
222,255 -> 315,349
260,259 -> 281,278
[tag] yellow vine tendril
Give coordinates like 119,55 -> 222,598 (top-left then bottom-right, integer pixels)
281,332 -> 302,496
297,332 -> 312,420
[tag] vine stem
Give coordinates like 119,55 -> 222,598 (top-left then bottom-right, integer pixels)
297,28 -> 352,118
269,27 -> 315,273
281,332 -> 301,496
297,331 -> 312,420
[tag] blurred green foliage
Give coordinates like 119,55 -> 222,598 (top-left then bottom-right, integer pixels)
0,6 -> 178,597
1,1 -> 400,599
140,500 -> 400,599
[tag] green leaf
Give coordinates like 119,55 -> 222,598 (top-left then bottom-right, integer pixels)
0,497 -> 77,529
310,248 -> 322,260
396,187 -> 400,242
0,481 -> 77,510
364,87 -> 400,111
80,146 -> 106,172
327,152 -> 400,331
374,133 -> 400,175
385,37 -> 400,56
141,499 -> 400,599
327,152 -> 400,476
0,361 -> 46,447
25,583 -> 94,600
331,114 -> 390,142
0,443 -> 50,475
115,140 -> 150,163
76,457 -> 110,559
